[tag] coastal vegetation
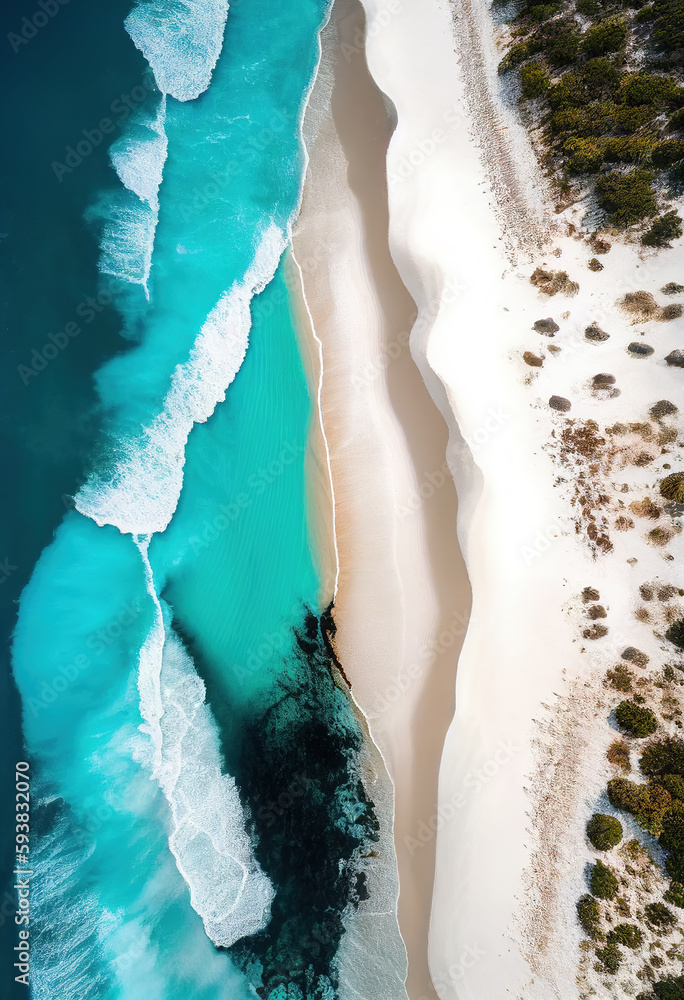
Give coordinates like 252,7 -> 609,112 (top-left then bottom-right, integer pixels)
497,0 -> 684,240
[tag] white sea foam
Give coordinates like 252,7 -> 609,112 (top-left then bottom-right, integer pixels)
133,538 -> 274,947
94,96 -> 168,296
76,223 -> 287,535
110,96 -> 168,214
125,0 -> 230,102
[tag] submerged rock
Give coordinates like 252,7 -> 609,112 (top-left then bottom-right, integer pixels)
523,351 -> 544,367
666,350 -> 684,367
593,373 -> 616,386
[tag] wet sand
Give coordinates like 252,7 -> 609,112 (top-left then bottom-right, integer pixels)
291,0 -> 471,995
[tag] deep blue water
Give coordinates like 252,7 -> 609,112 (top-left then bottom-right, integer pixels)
2,0 -> 380,997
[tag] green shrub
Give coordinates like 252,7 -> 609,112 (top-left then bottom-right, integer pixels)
608,777 -> 650,813
621,74 -> 684,107
587,813 -> 623,850
616,700 -> 658,737
654,977 -> 684,1000
661,774 -> 684,800
643,211 -> 683,246
538,19 -> 582,66
668,108 -> 684,132
583,58 -> 621,98
577,893 -> 603,939
499,39 -> 541,74
548,71 -> 585,109
608,778 -> 671,835
582,17 -> 628,57
591,859 -> 619,899
652,0 -> 684,54
520,61 -> 550,100
641,738 -> 684,777
664,881 -> 684,907
608,922 -> 644,948
660,810 -> 684,880
596,940 -> 622,973
666,620 -> 684,650
645,901 -> 677,927
605,136 -> 656,163
564,137 -> 606,172
596,169 -> 657,225
652,140 -> 684,168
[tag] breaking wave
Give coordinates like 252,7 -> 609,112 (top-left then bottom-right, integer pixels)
125,0 -> 230,102
76,223 -> 287,535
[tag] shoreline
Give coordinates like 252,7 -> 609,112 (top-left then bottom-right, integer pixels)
291,0 -> 471,995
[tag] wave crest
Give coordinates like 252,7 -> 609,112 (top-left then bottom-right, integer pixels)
125,0 -> 230,102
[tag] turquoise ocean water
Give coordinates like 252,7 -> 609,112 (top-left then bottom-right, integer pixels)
7,0 -> 379,996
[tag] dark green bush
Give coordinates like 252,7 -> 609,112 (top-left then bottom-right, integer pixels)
605,136 -> 656,163
564,137 -> 606,172
652,140 -> 684,168
596,169 -> 657,225
621,74 -> 684,107
661,775 -> 684,800
548,71 -> 585,109
654,977 -> 684,1000
616,700 -> 658,737
520,61 -> 551,99
643,211 -> 683,246
668,107 -> 684,132
641,738 -> 684,777
582,17 -> 628,57
645,901 -> 677,927
577,893 -> 603,939
583,58 -> 621,97
608,922 -> 644,948
596,940 -> 622,973
608,777 -> 671,834
666,619 -> 684,650
587,812 -> 623,850
608,777 -> 650,813
498,39 -> 542,74
652,0 -> 684,54
664,881 -> 684,907
591,859 -> 619,899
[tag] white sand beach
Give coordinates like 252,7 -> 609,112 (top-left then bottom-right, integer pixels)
292,0 -> 471,996
354,0 -> 684,997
